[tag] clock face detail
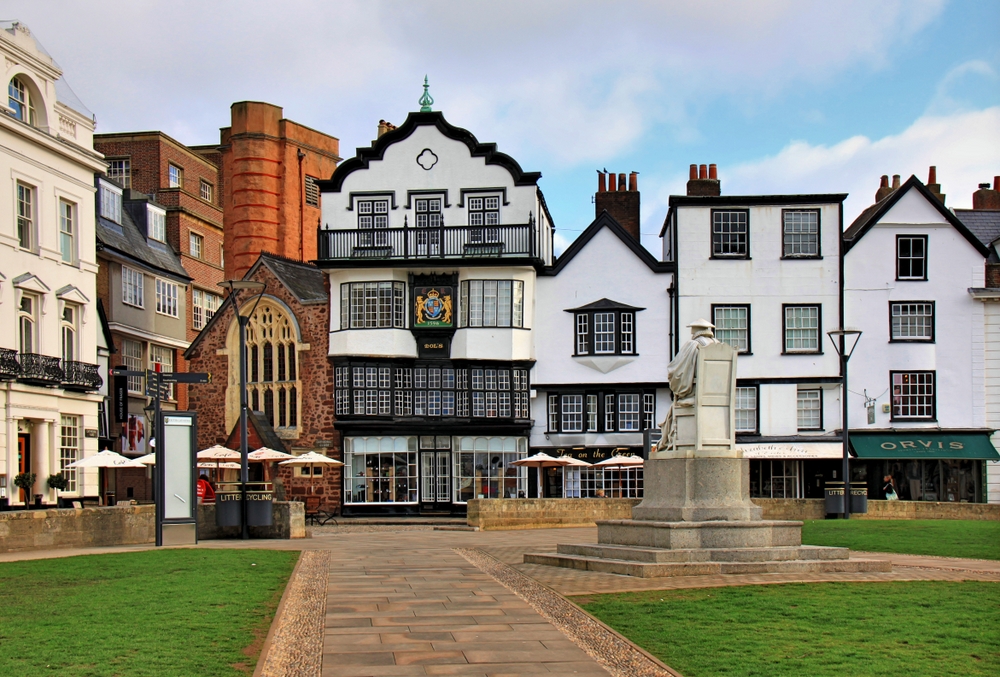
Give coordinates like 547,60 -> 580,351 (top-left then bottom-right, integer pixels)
416,148 -> 438,170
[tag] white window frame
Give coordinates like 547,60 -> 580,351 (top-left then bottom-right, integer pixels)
16,181 -> 35,251
148,205 -> 167,243
189,231 -> 204,259
155,278 -> 179,318
796,388 -> 822,431
735,386 -> 758,433
890,302 -> 934,341
891,371 -> 935,420
60,415 -> 80,493
61,304 -> 79,362
199,180 -> 213,202
782,209 -> 820,258
149,344 -> 174,399
617,393 -> 641,431
59,198 -> 76,264
459,280 -> 524,328
8,76 -> 36,125
122,339 -> 144,393
168,164 -> 183,188
99,180 -> 122,224
561,394 -> 584,432
18,293 -> 37,354
122,266 -> 144,308
713,305 -> 749,353
107,158 -> 131,188
193,288 -> 221,330
783,305 -> 820,354
340,282 -> 405,329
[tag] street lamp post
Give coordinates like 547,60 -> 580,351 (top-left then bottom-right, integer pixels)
827,328 -> 862,519
220,280 -> 266,539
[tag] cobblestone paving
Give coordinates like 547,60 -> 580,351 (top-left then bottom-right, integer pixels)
259,550 -> 332,677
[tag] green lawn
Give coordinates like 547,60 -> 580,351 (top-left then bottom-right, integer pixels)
581,581 -> 1000,677
801,519 -> 1000,560
0,549 -> 299,677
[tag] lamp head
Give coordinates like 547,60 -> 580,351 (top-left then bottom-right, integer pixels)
827,328 -> 862,359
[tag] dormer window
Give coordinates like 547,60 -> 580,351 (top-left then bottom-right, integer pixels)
567,299 -> 643,356
8,77 -> 35,125
147,205 -> 166,242
99,181 -> 122,223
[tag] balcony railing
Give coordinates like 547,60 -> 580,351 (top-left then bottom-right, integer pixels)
62,360 -> 103,391
317,223 -> 536,261
0,348 -> 19,380
19,353 -> 64,385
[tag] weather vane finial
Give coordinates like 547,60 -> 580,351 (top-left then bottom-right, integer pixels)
419,75 -> 434,112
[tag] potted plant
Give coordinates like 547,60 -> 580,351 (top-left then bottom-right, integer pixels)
48,473 -> 70,508
13,472 -> 36,510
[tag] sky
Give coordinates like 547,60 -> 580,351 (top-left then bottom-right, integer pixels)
8,0 -> 1000,255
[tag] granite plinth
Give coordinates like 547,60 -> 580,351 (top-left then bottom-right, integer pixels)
631,457 -> 762,522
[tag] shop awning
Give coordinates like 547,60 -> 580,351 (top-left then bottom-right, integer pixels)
850,431 -> 999,460
737,443 -> 843,460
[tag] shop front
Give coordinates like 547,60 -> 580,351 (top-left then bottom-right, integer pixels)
530,446 -> 646,499
738,442 -> 844,499
342,434 -> 528,515
850,431 -> 999,503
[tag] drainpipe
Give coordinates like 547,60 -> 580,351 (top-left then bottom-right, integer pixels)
298,149 -> 306,261
5,381 -> 12,505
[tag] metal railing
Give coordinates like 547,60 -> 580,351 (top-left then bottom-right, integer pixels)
0,348 -> 19,380
62,360 -> 103,391
19,353 -> 64,385
317,223 -> 536,261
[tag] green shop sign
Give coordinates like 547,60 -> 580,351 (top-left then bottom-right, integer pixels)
850,431 -> 999,460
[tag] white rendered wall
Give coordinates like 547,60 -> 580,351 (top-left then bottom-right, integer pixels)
983,300 -> 1000,503
844,190 -> 986,431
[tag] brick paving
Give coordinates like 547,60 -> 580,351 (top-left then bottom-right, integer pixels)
4,525 -> 1000,677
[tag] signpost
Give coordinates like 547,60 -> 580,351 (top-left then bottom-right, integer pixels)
112,367 -> 210,545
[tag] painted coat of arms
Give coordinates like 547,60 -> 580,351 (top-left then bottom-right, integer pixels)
414,287 -> 453,327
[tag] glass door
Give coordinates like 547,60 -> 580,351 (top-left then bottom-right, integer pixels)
420,451 -> 451,510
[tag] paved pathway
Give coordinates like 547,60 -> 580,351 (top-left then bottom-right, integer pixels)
4,525 -> 1000,677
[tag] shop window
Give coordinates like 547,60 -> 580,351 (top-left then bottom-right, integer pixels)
453,436 -> 526,502
344,436 -> 418,504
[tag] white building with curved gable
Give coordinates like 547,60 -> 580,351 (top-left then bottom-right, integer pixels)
0,21 -> 107,507
317,105 -> 553,515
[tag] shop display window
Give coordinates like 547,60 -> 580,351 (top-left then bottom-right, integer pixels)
453,436 -> 527,503
344,436 -> 418,504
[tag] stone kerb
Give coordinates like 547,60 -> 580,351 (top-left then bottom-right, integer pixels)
754,498 -> 1000,521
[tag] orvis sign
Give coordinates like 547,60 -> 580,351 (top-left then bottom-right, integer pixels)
850,432 -> 1000,460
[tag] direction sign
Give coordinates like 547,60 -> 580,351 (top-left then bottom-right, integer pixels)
160,372 -> 211,384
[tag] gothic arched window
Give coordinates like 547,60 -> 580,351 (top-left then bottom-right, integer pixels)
237,301 -> 303,435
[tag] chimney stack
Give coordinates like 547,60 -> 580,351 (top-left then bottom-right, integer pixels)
687,162 -> 721,196
875,175 -> 892,202
926,166 -> 945,205
595,170 -> 641,240
972,175 -> 1000,210
377,119 -> 397,138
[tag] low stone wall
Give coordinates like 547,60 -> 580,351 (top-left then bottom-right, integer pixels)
752,498 -> 1000,521
467,498 -> 642,530
197,501 -> 306,539
0,501 -> 305,554
0,504 -> 156,554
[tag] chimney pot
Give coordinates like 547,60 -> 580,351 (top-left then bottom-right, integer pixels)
980,183 -> 992,190
598,172 -> 606,193
892,175 -> 901,189
708,164 -> 717,180
618,173 -> 626,192
609,172 -> 617,192
995,176 -> 1000,192
628,171 -> 637,192
928,166 -> 937,185
880,175 -> 889,188
699,164 -> 708,180
689,164 -> 698,180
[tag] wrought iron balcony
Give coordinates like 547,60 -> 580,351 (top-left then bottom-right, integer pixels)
62,360 -> 103,391
317,223 -> 536,261
0,348 -> 19,380
18,353 -> 64,386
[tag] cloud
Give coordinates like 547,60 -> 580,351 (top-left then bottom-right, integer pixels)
10,0 -> 947,162
926,60 -> 998,115
721,107 -> 1000,223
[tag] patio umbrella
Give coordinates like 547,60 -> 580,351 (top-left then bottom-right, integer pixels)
512,452 -> 571,498
66,451 -> 146,505
556,455 -> 592,498
278,452 -> 344,495
249,447 -> 295,483
198,461 -> 241,469
197,445 -> 241,461
136,453 -> 156,466
593,455 -> 644,498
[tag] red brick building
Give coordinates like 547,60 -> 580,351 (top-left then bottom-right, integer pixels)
219,102 -> 341,279
184,253 -> 340,510
93,132 -> 226,408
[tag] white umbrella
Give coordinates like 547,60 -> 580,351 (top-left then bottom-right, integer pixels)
279,452 -> 344,495
248,448 -> 294,461
136,453 -> 156,466
66,450 -> 146,469
512,452 -> 572,499
197,445 -> 241,461
557,455 -> 592,466
198,461 -> 241,469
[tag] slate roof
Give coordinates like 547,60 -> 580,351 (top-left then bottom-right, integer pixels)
96,197 -> 190,281
544,210 -> 674,276
954,209 -> 1000,249
565,298 -> 645,313
254,253 -> 328,304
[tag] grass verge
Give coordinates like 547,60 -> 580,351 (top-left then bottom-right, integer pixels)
801,519 -> 1000,560
580,581 -> 1000,677
0,548 -> 299,677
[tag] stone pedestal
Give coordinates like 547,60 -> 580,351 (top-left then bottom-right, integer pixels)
631,458 -> 761,522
